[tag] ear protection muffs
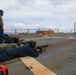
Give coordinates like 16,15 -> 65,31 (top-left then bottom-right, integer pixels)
0,10 -> 4,16
29,41 -> 36,48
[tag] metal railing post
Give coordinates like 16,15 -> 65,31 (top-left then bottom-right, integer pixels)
15,29 -> 17,35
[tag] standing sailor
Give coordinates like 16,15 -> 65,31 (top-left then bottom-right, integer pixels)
0,10 -> 4,44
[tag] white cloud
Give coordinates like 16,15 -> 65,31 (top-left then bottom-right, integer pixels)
1,0 -> 75,19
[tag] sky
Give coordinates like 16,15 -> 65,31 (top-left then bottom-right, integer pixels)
0,0 -> 76,33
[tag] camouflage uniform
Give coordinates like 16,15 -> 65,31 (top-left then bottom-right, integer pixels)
0,43 -> 19,50
0,16 -> 3,30
0,42 -> 39,62
0,10 -> 4,44
0,43 -> 39,61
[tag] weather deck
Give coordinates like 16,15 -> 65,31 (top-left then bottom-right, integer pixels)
0,34 -> 76,75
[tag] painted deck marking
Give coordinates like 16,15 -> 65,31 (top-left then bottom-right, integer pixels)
20,56 -> 57,75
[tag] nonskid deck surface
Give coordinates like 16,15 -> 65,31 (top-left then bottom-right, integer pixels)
0,34 -> 76,75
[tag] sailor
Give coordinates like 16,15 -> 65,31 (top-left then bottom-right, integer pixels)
0,41 -> 39,61
0,10 -> 4,44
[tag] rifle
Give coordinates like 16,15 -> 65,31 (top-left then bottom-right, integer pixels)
21,41 -> 49,53
36,44 -> 49,53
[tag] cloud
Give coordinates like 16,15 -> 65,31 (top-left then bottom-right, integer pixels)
2,0 -> 76,19
1,0 -> 75,18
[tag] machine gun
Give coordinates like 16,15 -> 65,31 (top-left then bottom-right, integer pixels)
36,44 -> 49,53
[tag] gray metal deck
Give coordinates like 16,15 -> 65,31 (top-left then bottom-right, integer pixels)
1,34 -> 76,75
